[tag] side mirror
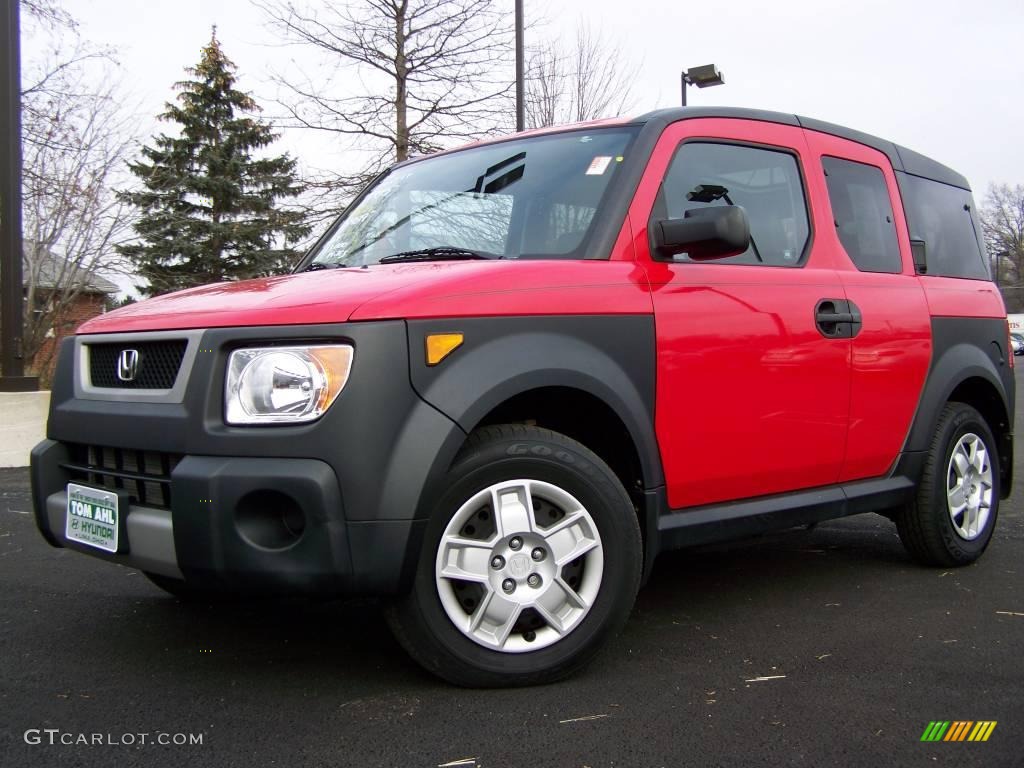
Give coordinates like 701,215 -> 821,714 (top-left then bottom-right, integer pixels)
652,205 -> 751,261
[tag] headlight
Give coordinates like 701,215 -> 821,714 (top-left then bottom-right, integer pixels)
225,345 -> 354,425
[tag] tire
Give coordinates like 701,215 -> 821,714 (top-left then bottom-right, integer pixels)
386,424 -> 643,687
896,402 -> 1000,567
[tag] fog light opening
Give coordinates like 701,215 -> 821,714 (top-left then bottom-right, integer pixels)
234,490 -> 306,551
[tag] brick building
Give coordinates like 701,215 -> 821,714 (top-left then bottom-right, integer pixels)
25,252 -> 119,385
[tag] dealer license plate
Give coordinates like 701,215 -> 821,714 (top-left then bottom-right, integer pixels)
66,483 -> 120,553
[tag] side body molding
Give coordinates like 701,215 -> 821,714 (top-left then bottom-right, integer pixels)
406,316 -> 664,491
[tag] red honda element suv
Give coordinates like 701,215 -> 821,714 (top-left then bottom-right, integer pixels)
32,107 -> 1013,686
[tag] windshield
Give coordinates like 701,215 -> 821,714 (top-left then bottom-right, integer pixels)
308,127 -> 639,267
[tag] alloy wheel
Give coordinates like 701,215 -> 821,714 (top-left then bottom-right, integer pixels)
434,479 -> 604,652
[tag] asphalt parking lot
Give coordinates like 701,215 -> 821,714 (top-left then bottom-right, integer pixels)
2,378 -> 1023,768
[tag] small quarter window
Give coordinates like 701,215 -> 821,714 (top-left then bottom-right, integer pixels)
898,174 -> 988,280
654,142 -> 810,267
822,156 -> 902,274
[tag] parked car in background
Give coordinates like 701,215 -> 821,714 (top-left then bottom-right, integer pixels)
31,107 -> 1014,687
1011,333 -> 1024,355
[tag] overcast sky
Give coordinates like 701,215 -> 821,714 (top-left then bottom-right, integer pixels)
62,0 -> 1024,203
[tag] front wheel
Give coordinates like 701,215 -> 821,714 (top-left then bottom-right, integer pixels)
386,425 -> 643,687
896,402 -> 1000,566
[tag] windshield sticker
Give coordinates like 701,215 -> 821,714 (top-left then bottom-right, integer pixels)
586,156 -> 612,176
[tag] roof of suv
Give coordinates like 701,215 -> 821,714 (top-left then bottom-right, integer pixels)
634,107 -> 970,190
412,107 -> 970,192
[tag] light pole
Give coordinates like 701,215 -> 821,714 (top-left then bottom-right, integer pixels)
681,64 -> 725,106
515,0 -> 524,131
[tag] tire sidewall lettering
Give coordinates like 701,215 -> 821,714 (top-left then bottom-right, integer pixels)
506,443 -> 582,468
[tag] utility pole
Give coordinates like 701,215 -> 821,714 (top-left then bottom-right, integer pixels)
0,0 -> 36,391
515,0 -> 524,131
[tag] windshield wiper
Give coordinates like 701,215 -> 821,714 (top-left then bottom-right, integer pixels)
301,262 -> 341,272
378,247 -> 494,264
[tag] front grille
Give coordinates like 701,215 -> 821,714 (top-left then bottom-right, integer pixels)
62,444 -> 182,510
88,340 -> 187,389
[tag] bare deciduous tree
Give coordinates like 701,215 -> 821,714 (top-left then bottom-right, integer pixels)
18,0 -> 135,378
982,183 -> 1024,312
525,25 -> 639,130
255,0 -> 514,214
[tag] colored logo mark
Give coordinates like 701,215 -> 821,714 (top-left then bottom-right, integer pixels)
921,721 -> 997,742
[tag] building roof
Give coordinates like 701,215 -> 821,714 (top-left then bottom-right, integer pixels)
22,246 -> 119,295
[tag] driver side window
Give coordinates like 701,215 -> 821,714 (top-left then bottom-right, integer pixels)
655,142 -> 811,267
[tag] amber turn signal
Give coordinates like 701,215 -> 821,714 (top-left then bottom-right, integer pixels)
425,333 -> 464,366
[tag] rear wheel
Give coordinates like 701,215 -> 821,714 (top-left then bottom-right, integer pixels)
386,425 -> 642,687
896,402 -> 999,566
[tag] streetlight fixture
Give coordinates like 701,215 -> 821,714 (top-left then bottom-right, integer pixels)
681,64 -> 724,106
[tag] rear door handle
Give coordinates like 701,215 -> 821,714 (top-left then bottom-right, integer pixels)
815,299 -> 862,339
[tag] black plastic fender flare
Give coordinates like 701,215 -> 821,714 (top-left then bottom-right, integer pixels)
405,315 -> 664,498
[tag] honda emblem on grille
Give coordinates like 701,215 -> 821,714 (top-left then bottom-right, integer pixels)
117,349 -> 140,382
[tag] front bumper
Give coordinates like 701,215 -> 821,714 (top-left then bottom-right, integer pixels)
32,439 -> 425,593
30,320 -> 464,595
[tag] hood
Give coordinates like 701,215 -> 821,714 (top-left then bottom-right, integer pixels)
78,265 -> 435,334
78,259 -> 650,334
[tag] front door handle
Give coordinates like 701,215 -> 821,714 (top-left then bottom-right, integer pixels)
816,310 -> 856,324
815,299 -> 862,339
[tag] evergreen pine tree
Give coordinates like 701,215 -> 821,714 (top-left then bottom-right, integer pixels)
118,30 -> 309,296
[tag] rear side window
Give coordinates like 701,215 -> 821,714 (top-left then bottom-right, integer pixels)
654,142 -> 810,266
822,156 -> 902,273
898,174 -> 988,280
